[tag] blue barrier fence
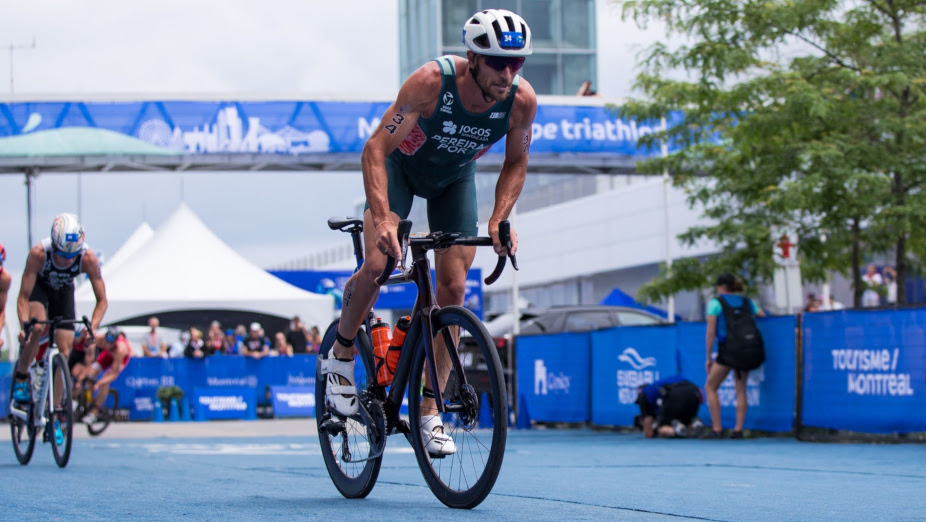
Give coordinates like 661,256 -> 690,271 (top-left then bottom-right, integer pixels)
2,308 -> 924,433
517,309 -> 924,434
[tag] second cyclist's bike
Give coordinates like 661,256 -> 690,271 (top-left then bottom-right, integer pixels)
316,217 -> 516,509
74,378 -> 120,436
9,316 -> 92,467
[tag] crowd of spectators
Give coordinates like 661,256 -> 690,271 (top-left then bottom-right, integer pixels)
138,315 -> 322,359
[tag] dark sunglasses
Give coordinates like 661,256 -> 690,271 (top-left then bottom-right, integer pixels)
482,55 -> 525,73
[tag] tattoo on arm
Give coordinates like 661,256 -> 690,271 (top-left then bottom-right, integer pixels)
521,131 -> 531,154
384,113 -> 406,135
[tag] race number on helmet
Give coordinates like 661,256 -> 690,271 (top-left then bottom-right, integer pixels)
462,9 -> 532,57
51,213 -> 85,258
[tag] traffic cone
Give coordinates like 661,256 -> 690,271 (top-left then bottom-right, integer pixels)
153,400 -> 165,422
478,393 -> 493,429
168,397 -> 181,421
180,397 -> 192,422
516,395 -> 531,430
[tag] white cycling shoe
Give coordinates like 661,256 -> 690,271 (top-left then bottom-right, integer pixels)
322,349 -> 358,417
420,414 -> 456,456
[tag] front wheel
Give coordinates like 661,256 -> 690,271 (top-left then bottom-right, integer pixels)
408,306 -> 508,509
9,376 -> 36,465
315,320 -> 383,499
49,353 -> 74,468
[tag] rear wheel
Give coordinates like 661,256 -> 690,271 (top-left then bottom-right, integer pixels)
315,320 -> 384,499
86,389 -> 118,436
49,353 -> 74,468
408,306 -> 507,509
9,376 -> 36,465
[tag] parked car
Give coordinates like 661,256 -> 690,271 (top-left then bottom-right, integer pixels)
460,306 -> 668,408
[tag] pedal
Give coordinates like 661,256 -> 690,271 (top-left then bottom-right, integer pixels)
320,418 -> 345,435
427,451 -> 448,460
396,419 -> 410,434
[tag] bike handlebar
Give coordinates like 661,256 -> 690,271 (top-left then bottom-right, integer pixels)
23,316 -> 95,340
374,219 -> 518,286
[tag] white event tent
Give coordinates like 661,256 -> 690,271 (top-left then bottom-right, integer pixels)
99,221 -> 154,277
75,203 -> 334,331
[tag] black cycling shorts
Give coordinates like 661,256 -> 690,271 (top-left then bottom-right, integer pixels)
657,380 -> 702,427
366,154 -> 479,236
68,348 -> 88,372
29,282 -> 76,331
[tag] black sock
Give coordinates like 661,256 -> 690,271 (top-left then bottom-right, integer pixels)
15,371 -> 29,381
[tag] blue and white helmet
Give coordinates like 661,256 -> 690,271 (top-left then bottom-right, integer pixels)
50,213 -> 85,258
462,9 -> 532,57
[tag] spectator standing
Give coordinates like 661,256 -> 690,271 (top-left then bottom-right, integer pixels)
141,316 -> 168,358
883,266 -> 898,305
704,273 -> 766,439
242,322 -> 270,359
308,325 -> 322,354
285,315 -> 310,354
205,320 -> 227,355
224,328 -> 241,355
861,264 -> 884,307
271,331 -> 293,357
184,327 -> 205,358
168,330 -> 189,358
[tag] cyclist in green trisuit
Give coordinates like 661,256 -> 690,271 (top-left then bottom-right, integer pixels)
323,9 -> 537,456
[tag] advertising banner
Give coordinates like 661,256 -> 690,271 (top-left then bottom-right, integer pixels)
0,101 -> 680,158
0,362 -> 10,418
193,386 -> 256,421
271,269 -> 484,318
802,309 -> 926,433
270,386 -> 315,417
590,325 -> 678,426
516,333 -> 590,423
676,317 -> 796,433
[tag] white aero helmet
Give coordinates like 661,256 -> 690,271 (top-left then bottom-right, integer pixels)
462,9 -> 532,57
50,212 -> 85,258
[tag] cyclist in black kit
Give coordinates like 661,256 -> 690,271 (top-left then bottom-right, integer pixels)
13,213 -> 107,411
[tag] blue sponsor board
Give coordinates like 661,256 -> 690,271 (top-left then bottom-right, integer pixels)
676,317 -> 796,433
271,269 -> 483,318
516,333 -> 590,423
0,362 -> 10,418
128,387 -> 157,421
590,326 -> 678,426
0,101 -> 680,157
802,309 -> 926,433
193,386 -> 256,421
270,386 -> 315,418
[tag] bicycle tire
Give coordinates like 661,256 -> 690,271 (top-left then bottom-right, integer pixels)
49,353 -> 74,468
315,320 -> 383,499
408,305 -> 508,509
87,389 -> 118,436
9,376 -> 36,465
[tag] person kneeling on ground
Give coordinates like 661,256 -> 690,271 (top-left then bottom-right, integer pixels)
635,376 -> 704,438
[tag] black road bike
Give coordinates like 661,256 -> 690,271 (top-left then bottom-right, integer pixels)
74,378 -> 120,436
316,217 -> 516,509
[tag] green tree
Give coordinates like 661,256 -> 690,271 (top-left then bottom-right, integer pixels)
617,0 -> 926,307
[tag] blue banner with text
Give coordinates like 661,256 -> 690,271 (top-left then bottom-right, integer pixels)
802,309 -> 926,433
516,333 -> 590,423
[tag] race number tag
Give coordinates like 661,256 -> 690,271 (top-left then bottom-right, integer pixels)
500,31 -> 524,49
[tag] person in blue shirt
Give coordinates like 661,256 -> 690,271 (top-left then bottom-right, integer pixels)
704,273 -> 765,439
635,376 -> 704,438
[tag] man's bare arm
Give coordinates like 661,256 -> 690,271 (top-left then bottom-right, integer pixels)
82,250 -> 108,332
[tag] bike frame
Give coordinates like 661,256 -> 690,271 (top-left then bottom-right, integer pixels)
9,317 -> 91,431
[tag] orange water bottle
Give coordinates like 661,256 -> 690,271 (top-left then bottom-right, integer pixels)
371,318 -> 391,385
385,316 -> 411,382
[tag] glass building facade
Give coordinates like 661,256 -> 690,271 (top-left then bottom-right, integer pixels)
399,0 -> 597,96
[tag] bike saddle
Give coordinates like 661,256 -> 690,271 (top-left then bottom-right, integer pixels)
327,217 -> 363,232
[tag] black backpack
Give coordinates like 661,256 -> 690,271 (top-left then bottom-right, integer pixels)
717,295 -> 765,370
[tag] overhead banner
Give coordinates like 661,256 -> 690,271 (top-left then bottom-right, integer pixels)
516,333 -> 590,423
271,269 -> 484,318
0,101 -> 680,157
590,325 -> 678,426
802,309 -> 926,433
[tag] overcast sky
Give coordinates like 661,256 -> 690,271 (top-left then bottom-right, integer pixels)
0,0 -> 657,273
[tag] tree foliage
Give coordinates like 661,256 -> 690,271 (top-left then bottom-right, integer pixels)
617,0 -> 926,307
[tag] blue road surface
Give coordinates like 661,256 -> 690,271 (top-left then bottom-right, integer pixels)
2,420 -> 923,520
